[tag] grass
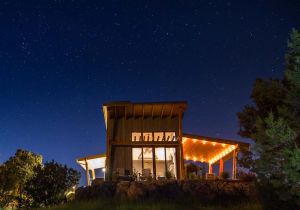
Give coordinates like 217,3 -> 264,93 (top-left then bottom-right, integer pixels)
34,199 -> 263,210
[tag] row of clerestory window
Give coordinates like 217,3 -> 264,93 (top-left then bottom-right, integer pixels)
131,131 -> 177,142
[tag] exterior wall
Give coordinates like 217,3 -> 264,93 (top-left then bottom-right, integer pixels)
111,147 -> 132,173
108,116 -> 179,144
107,114 -> 182,180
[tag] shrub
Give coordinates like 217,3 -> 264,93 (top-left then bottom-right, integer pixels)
220,172 -> 230,180
238,171 -> 257,182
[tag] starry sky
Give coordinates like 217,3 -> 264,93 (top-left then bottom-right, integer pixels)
0,1 -> 300,183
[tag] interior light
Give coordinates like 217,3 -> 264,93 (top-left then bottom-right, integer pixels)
202,140 -> 206,144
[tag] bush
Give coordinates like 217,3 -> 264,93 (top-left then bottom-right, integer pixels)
220,172 -> 230,180
238,171 -> 257,182
76,180 -> 255,204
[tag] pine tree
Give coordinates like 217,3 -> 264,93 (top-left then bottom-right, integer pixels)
238,29 -> 300,208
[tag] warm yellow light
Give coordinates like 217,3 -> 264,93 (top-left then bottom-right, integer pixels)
222,143 -> 226,147
201,158 -> 204,162
193,139 -> 197,143
193,156 -> 196,161
185,156 -> 189,160
202,140 -> 206,144
212,142 -> 216,146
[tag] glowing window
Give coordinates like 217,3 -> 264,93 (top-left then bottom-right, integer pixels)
132,132 -> 142,142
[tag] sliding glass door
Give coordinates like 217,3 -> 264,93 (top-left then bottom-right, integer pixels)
132,147 -> 177,179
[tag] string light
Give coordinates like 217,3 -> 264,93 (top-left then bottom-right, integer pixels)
209,145 -> 237,164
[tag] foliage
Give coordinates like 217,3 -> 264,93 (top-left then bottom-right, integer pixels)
237,149 -> 255,171
33,198 -> 263,210
25,160 -> 81,207
165,170 -> 172,180
220,171 -> 230,180
0,149 -> 42,195
0,149 -> 42,209
0,150 -> 80,209
237,170 -> 256,182
76,180 -> 255,204
237,28 -> 300,208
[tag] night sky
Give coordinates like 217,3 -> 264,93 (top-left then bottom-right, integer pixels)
1,1 -> 300,184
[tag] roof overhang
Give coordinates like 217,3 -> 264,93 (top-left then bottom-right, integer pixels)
103,101 -> 187,129
182,134 -> 250,164
76,154 -> 106,170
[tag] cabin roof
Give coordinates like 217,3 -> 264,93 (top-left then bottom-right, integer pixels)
103,101 -> 187,129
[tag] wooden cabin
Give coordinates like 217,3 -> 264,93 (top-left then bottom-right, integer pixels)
77,101 -> 249,185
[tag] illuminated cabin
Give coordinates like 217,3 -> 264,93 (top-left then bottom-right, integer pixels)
77,101 -> 249,185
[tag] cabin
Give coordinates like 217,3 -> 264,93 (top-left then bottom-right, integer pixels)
77,101 -> 249,186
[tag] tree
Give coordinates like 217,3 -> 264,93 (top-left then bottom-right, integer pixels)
237,29 -> 300,208
284,28 -> 300,137
25,160 -> 80,207
0,149 -> 42,209
0,149 -> 42,195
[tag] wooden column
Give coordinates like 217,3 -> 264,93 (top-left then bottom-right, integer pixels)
152,146 -> 156,179
91,169 -> 96,180
219,159 -> 224,176
209,163 -> 213,174
85,158 -> 90,186
232,150 -> 237,180
105,109 -> 111,180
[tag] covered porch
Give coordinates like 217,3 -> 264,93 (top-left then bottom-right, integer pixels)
76,154 -> 106,186
182,134 -> 249,180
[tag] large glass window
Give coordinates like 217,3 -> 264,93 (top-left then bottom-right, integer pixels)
132,148 -> 142,176
166,148 -> 177,178
132,147 -> 177,180
155,147 -> 166,178
143,147 -> 153,176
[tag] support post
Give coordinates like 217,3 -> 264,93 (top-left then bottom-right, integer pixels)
209,163 -> 213,174
85,158 -> 90,186
232,150 -> 237,180
91,169 -> 95,180
105,109 -> 111,181
219,159 -> 224,176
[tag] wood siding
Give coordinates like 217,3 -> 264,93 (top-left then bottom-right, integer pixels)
108,116 -> 179,144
